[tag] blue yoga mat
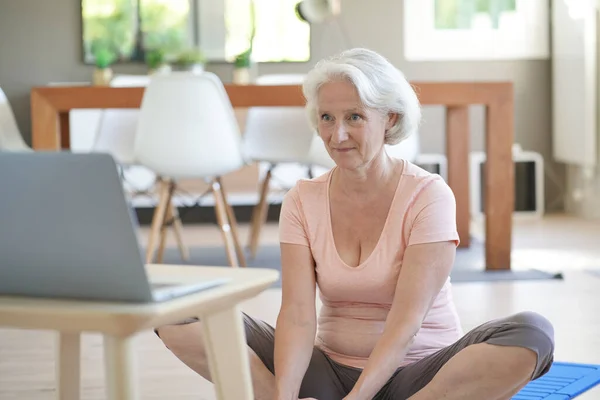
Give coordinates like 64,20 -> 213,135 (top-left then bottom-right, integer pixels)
513,362 -> 600,399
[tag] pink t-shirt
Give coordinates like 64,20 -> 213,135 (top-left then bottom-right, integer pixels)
278,160 -> 464,369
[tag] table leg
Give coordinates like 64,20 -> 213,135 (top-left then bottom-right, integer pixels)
202,305 -> 253,400
103,335 -> 138,400
56,332 -> 81,400
31,90 -> 61,150
485,99 -> 514,270
59,111 -> 71,150
446,105 -> 471,248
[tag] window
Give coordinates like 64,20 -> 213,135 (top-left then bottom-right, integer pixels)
82,0 -> 310,64
403,0 -> 549,61
141,0 -> 191,52
224,0 -> 311,62
434,0 -> 517,29
82,0 -> 191,63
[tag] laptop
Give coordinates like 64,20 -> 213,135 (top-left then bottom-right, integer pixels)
0,152 -> 229,303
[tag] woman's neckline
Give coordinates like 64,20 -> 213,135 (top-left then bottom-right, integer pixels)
325,159 -> 406,270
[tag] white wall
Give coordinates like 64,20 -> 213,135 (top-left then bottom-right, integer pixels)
551,1 -> 600,219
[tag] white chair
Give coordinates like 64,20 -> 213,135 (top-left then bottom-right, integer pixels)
0,87 -> 32,152
134,72 -> 247,267
91,74 -> 157,192
243,74 -> 335,259
47,81 -> 102,154
93,74 -> 192,261
92,75 -> 150,164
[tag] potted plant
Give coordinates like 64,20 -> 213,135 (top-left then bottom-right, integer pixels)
172,48 -> 206,73
233,48 -> 253,84
92,46 -> 117,86
145,48 -> 171,75
232,0 -> 256,84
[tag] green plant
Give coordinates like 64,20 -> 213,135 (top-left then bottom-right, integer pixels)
93,46 -> 117,69
233,0 -> 256,69
234,49 -> 252,68
82,0 -> 190,63
145,48 -> 166,69
173,48 -> 206,66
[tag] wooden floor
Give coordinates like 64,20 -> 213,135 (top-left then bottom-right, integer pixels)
1,215 -> 600,399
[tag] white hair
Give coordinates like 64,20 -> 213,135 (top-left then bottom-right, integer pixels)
303,48 -> 421,145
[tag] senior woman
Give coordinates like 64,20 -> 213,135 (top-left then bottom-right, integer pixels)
156,48 -> 554,400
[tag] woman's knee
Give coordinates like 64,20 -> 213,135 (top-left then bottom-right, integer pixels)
508,311 -> 554,338
498,311 -> 555,378
155,321 -> 206,357
507,311 -> 555,350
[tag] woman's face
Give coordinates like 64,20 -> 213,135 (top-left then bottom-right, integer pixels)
316,80 -> 396,171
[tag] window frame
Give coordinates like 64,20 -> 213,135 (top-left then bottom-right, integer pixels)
80,0 -> 311,65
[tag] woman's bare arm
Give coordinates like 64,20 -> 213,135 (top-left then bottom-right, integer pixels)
274,243 -> 318,400
345,240 -> 456,400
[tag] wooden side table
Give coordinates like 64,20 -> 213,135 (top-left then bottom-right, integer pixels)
0,264 -> 279,400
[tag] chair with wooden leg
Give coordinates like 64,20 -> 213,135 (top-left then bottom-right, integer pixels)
133,72 -> 247,267
151,178 -> 189,263
89,74 -> 189,262
242,74 -> 335,260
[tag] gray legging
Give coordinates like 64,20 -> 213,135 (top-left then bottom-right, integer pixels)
159,311 -> 555,399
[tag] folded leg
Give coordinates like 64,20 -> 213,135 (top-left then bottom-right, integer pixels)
377,311 -> 555,400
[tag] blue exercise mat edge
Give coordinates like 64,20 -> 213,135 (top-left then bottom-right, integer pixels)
514,361 -> 600,399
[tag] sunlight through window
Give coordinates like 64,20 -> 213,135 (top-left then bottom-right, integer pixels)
225,0 -> 310,62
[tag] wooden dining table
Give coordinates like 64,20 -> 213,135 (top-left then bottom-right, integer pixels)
29,82 -> 514,271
